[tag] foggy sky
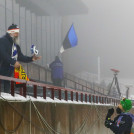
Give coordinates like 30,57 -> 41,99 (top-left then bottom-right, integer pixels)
62,0 -> 134,80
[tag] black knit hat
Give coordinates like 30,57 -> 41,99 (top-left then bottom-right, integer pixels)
7,24 -> 19,33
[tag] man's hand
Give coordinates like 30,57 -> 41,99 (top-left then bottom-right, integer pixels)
32,54 -> 41,61
14,61 -> 20,68
105,119 -> 113,128
108,108 -> 114,116
106,108 -> 114,120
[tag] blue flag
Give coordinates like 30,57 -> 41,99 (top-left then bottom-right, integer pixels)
60,24 -> 78,53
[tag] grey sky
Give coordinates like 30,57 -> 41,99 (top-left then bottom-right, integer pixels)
62,0 -> 134,79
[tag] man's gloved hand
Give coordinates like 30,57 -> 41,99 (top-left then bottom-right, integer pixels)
107,108 -> 114,117
105,119 -> 113,128
108,108 -> 114,116
106,108 -> 114,120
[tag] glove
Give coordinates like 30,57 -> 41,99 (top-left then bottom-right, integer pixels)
105,119 -> 113,128
108,108 -> 114,115
106,108 -> 114,119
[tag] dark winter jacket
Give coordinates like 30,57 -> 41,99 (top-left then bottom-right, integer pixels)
0,33 -> 33,76
49,57 -> 63,80
110,113 -> 132,134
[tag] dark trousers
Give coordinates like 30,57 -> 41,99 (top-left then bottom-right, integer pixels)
52,79 -> 62,87
0,68 -> 14,93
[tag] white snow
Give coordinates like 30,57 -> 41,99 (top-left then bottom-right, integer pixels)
0,92 -> 113,106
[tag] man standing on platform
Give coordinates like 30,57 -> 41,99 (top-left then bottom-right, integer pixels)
0,24 -> 41,93
49,56 -> 64,87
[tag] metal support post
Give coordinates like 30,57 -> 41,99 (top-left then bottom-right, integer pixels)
58,89 -> 61,100
34,85 -> 37,98
76,92 -> 78,102
81,93 -> 83,102
51,88 -> 54,100
43,87 -> 46,99
11,81 -> 14,96
65,90 -> 68,101
23,83 -> 27,97
71,91 -> 73,101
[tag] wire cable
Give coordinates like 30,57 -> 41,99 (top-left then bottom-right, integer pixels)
31,100 -> 61,134
0,95 -> 47,133
0,96 -> 26,133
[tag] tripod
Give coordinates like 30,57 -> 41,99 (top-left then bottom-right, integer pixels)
108,69 -> 121,98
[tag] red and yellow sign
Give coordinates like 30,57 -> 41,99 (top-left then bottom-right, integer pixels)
14,65 -> 29,85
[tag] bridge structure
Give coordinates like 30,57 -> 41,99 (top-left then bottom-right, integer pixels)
0,75 -> 122,134
0,75 -> 134,134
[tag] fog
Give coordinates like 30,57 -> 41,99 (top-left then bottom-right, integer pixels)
62,0 -> 134,82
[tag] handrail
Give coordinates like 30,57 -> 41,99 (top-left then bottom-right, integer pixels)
64,77 -> 107,96
25,63 -> 108,97
0,75 -> 121,106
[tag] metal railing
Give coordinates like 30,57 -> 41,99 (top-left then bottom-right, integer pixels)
24,63 -> 108,96
0,75 -> 121,106
64,77 -> 106,95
